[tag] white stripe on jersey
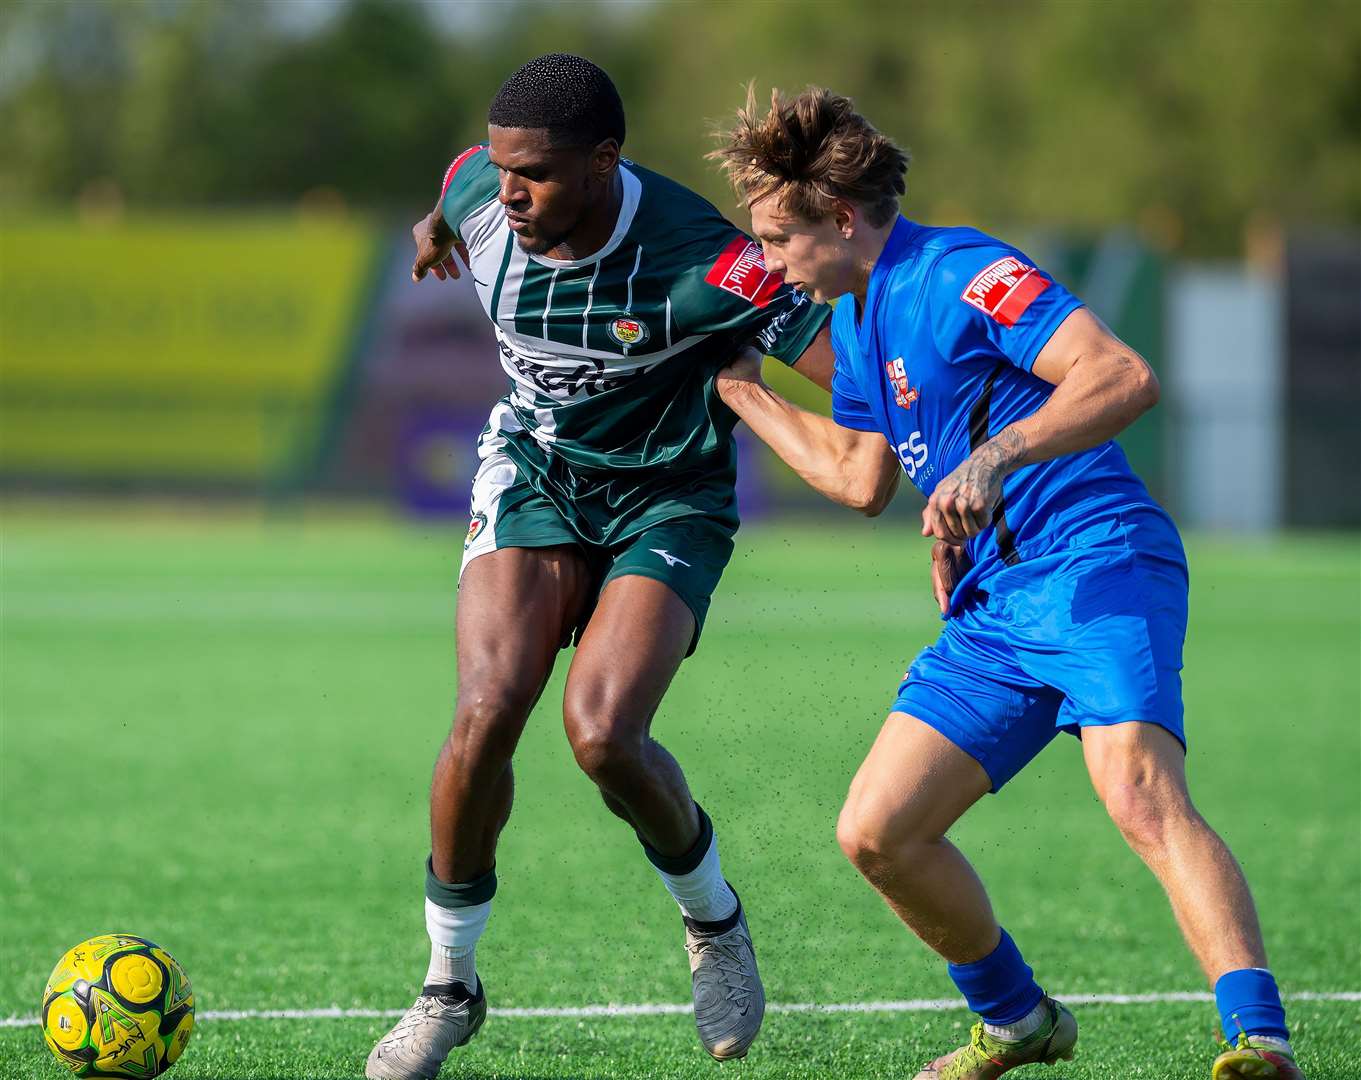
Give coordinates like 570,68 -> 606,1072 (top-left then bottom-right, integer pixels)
459,197 -> 511,309
622,245 -> 643,358
496,325 -> 705,368
498,240 -> 528,326
542,268 -> 560,342
582,262 -> 600,350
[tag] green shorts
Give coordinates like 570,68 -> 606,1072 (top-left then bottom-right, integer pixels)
459,417 -> 737,654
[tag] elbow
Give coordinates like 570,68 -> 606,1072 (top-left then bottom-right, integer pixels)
859,489 -> 891,517
847,478 -> 894,517
1130,357 -> 1160,414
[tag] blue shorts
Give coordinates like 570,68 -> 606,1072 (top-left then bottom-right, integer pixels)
894,535 -> 1189,792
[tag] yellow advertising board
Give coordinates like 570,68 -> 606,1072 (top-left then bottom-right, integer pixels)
0,216 -> 379,479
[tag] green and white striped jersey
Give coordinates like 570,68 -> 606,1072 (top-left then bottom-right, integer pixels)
440,145 -> 829,477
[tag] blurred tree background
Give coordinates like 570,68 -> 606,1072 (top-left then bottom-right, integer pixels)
2,0 -> 1357,255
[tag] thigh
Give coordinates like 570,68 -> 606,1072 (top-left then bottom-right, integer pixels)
844,712 -> 992,841
456,545 -> 596,707
894,616 -> 1065,793
1081,719 -> 1190,806
563,575 -> 695,737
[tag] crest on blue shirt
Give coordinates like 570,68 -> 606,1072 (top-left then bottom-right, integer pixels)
885,358 -> 920,409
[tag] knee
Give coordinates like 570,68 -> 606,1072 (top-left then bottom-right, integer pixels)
562,692 -> 644,785
451,688 -> 533,766
567,721 -> 643,785
1102,779 -> 1191,853
836,797 -> 923,880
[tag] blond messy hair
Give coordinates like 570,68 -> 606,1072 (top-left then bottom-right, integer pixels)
710,85 -> 908,227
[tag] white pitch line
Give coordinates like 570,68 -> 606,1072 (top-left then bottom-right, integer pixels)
3,991 -> 1357,1029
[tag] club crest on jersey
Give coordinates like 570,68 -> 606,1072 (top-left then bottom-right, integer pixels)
961,256 -> 1052,327
608,314 -> 650,347
464,512 -> 487,549
885,358 -> 920,408
704,236 -> 783,308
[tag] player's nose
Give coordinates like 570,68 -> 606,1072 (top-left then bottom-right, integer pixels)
498,173 -> 528,208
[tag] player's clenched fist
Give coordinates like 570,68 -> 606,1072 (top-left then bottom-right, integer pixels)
920,427 -> 1025,545
411,209 -> 469,283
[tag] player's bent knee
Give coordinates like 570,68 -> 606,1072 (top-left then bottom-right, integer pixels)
1102,782 -> 1185,852
451,690 -> 535,765
564,718 -> 644,784
836,797 -> 925,875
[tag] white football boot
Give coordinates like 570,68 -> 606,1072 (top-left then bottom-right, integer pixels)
684,891 -> 765,1060
365,980 -> 487,1080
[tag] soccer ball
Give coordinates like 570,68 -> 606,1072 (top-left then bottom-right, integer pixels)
41,934 -> 194,1077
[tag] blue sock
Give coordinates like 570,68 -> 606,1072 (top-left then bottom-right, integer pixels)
1215,968 -> 1289,1043
947,928 -> 1045,1025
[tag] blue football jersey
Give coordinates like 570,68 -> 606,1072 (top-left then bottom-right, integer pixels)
830,216 -> 1180,610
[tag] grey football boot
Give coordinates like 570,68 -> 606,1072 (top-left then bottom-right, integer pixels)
684,889 -> 765,1060
364,980 -> 487,1080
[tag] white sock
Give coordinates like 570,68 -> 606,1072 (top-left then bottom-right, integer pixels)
984,999 -> 1049,1041
1245,1035 -> 1293,1054
424,896 -> 491,991
651,829 -> 738,923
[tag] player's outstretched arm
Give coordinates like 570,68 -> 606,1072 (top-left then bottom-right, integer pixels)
717,347 -> 900,516
922,308 -> 1159,544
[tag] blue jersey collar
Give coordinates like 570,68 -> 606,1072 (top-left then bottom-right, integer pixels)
855,215 -> 918,355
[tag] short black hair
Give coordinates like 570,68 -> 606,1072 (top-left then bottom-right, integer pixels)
488,53 -> 626,149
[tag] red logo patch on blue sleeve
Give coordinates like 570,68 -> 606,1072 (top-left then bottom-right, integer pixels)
704,236 -> 784,308
961,256 -> 1052,327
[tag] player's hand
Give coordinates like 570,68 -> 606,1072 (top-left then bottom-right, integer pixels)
715,346 -> 767,404
930,541 -> 971,615
921,449 -> 1006,544
411,210 -> 469,284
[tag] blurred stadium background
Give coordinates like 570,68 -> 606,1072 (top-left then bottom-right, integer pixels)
2,2 -> 1359,1078
2,0 -> 1358,525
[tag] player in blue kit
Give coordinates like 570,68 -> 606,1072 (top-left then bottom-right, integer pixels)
710,88 -> 1306,1080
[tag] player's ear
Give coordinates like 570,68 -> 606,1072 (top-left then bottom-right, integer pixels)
833,200 -> 857,239
589,138 -> 621,179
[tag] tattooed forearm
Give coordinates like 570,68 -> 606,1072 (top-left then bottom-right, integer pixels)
977,425 -> 1028,474
920,426 -> 1029,543
951,426 -> 1027,493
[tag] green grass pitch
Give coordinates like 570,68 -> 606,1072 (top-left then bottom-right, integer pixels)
1,510 -> 1357,1079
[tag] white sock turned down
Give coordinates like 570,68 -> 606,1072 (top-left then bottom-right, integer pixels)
984,998 -> 1051,1041
651,829 -> 738,924
424,896 -> 491,991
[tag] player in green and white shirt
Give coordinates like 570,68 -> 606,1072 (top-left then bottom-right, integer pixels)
366,55 -> 833,1080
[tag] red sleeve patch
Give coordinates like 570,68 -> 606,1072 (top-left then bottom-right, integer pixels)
704,236 -> 784,308
441,145 -> 485,196
960,256 -> 1052,328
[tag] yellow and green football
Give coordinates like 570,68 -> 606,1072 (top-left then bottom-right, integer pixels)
41,934 -> 194,1077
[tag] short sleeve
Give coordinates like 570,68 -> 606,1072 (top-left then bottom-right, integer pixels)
829,313 -> 879,432
928,245 -> 1083,372
438,146 -> 499,243
673,233 -> 831,365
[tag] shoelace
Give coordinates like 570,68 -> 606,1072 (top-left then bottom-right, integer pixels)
386,996 -> 458,1046
688,931 -> 755,1009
